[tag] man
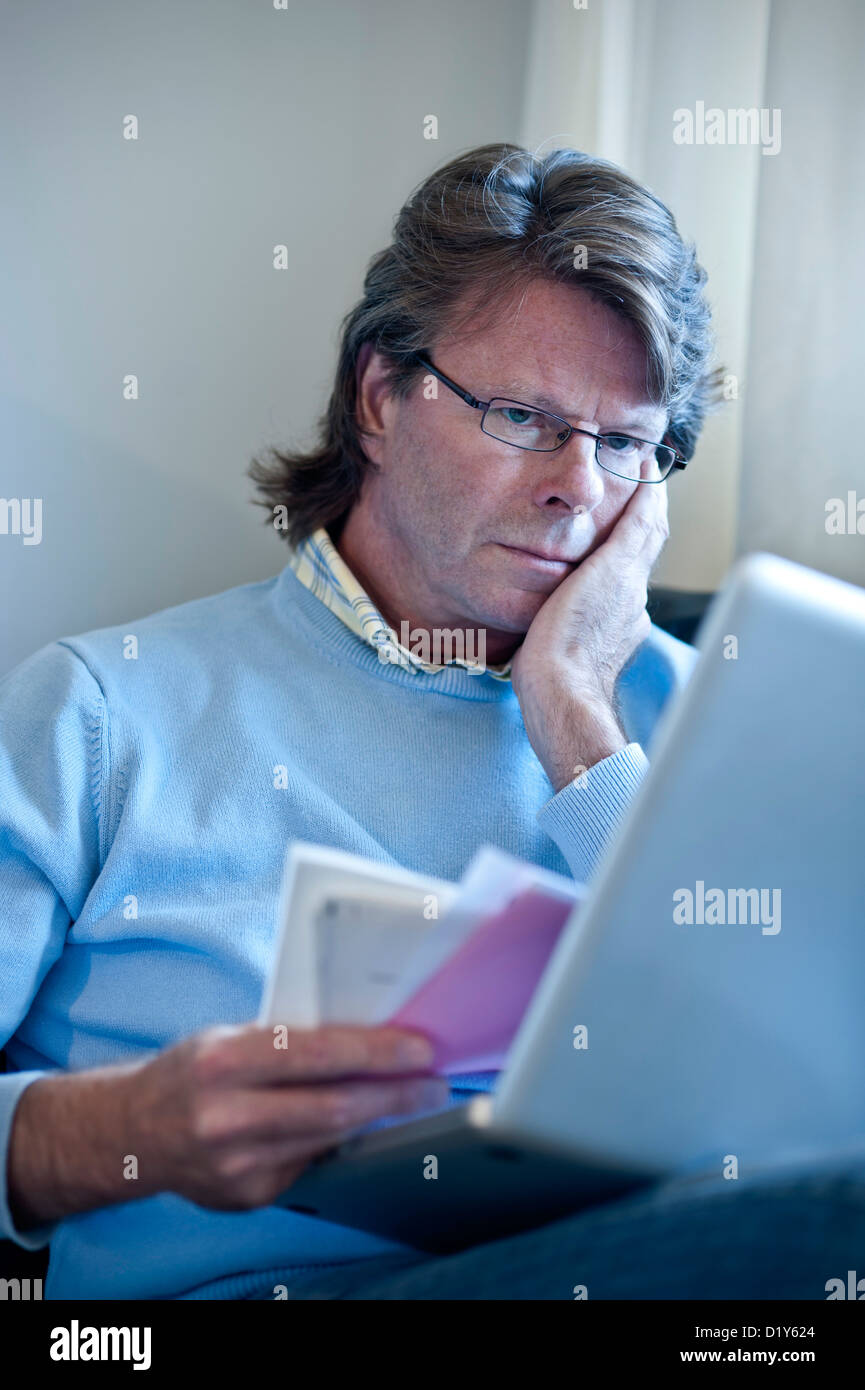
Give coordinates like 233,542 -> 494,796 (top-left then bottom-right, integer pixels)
2,144 -> 857,1301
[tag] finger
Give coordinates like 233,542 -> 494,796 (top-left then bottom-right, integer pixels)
193,1023 -> 437,1087
218,1078 -> 451,1173
597,481 -> 669,566
196,1076 -> 451,1147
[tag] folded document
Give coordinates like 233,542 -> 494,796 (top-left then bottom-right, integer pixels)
259,843 -> 585,1074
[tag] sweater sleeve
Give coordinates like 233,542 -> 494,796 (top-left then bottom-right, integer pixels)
0,642 -> 105,1246
536,626 -> 699,882
535,742 -> 648,884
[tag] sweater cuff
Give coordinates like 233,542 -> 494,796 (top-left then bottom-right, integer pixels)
536,741 -> 649,884
0,1070 -> 58,1249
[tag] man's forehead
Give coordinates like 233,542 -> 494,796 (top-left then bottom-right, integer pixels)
500,373 -> 652,411
438,280 -> 666,425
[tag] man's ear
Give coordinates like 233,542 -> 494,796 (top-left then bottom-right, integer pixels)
355,344 -> 396,457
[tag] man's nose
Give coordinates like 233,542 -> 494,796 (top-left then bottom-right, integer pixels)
531,432 -> 605,514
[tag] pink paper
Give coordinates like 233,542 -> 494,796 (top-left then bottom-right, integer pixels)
387,888 -> 575,1075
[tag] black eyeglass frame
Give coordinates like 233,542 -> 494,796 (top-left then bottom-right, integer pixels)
413,353 -> 687,483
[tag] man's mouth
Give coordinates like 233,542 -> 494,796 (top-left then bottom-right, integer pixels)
497,543 -> 578,567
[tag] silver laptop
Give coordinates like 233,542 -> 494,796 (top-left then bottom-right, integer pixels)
277,552 -> 865,1252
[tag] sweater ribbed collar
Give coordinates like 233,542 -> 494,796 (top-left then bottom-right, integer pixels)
285,526 -> 513,683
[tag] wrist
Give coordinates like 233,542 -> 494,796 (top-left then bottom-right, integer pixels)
7,1061 -> 159,1229
547,695 -> 628,792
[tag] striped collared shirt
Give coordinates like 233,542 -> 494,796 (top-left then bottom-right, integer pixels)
286,527 -> 512,681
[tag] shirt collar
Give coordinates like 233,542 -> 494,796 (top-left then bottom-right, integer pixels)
287,527 -> 512,681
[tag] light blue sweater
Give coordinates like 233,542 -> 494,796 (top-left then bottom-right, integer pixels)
0,562 -> 697,1299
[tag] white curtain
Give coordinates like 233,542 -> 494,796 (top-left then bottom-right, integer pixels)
737,0 -> 865,589
520,0 -> 865,592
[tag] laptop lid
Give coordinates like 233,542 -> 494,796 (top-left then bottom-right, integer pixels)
493,553 -> 865,1173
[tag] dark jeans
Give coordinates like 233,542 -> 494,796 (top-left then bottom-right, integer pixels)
240,1141 -> 865,1299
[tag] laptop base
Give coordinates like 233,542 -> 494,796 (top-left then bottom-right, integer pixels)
278,1100 -> 653,1253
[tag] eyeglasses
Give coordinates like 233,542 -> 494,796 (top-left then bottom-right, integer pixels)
413,353 -> 686,484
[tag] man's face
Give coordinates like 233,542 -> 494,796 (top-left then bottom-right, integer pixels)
346,278 -> 669,645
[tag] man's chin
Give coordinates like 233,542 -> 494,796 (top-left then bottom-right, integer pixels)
459,549 -> 585,638
497,562 -> 580,607
468,586 -> 559,639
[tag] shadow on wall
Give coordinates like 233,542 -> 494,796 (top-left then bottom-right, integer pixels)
648,585 -> 715,646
